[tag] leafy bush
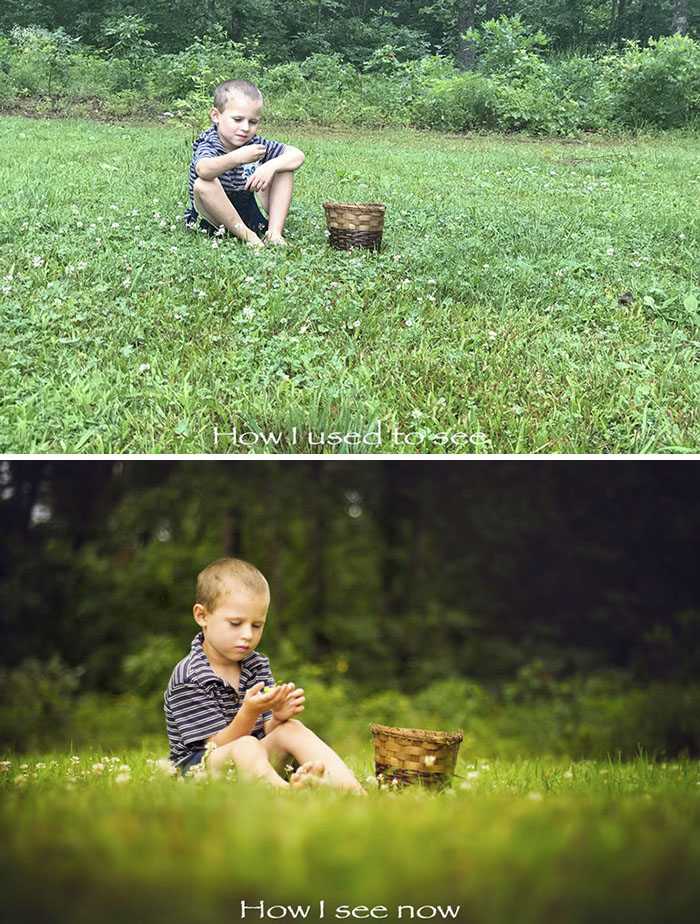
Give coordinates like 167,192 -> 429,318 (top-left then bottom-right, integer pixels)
609,34 -> 700,128
8,24 -> 81,95
411,72 -> 497,131
0,656 -> 83,751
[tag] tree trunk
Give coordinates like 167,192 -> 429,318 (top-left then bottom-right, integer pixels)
672,0 -> 689,35
607,0 -> 619,45
616,0 -> 627,43
456,0 -> 477,71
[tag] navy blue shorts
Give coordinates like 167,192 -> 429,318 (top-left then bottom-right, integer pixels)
178,749 -> 207,776
198,189 -> 269,237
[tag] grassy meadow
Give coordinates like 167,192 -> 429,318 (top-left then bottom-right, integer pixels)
1,115 -> 699,453
2,748 -> 699,924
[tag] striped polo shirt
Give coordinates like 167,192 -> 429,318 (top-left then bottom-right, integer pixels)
164,631 -> 275,765
184,124 -> 286,226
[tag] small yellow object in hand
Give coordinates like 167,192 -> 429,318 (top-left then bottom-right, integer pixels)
263,685 -> 274,693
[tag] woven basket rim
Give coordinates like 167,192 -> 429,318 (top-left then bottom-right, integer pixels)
370,723 -> 463,744
323,201 -> 386,212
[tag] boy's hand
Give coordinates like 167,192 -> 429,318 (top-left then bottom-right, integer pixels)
242,681 -> 288,716
244,161 -> 276,192
236,143 -> 267,166
271,682 -> 305,723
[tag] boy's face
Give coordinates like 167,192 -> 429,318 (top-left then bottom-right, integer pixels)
211,92 -> 262,152
194,583 -> 269,666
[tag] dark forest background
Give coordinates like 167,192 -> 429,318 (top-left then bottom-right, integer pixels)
1,460 -> 699,757
2,1 -> 698,60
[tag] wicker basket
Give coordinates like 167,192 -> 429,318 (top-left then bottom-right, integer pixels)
370,724 -> 463,789
322,202 -> 386,251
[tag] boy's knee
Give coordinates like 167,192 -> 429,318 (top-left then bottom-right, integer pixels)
193,176 -> 215,196
219,735 -> 261,758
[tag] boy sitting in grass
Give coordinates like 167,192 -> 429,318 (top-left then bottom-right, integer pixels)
164,557 -> 365,792
184,78 -> 305,247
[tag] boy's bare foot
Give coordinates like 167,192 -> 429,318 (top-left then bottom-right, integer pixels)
289,760 -> 327,789
264,231 -> 287,246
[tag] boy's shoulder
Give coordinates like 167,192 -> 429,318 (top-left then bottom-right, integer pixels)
165,632 -> 211,691
165,633 -> 272,694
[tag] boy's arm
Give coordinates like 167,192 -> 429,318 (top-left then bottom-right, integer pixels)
195,144 -> 267,181
205,682 -> 287,747
244,147 -> 305,192
205,702 -> 259,747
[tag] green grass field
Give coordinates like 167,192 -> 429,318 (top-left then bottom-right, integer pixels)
2,116 -> 699,453
2,749 -> 699,924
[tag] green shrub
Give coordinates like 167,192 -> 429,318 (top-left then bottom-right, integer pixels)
610,35 -> 700,129
411,72 -> 497,131
0,68 -> 17,103
0,656 -> 83,751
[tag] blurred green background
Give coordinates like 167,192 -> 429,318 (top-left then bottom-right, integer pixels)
1,459 -> 699,759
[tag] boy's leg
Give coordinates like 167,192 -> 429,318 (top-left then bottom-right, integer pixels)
262,720 -> 365,793
256,170 -> 294,242
206,735 -> 326,789
193,178 -> 263,246
208,736 -> 287,786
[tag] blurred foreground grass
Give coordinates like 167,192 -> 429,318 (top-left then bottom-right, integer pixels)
2,750 -> 699,924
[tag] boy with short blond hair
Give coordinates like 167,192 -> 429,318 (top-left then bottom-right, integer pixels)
184,78 -> 305,247
164,557 -> 364,791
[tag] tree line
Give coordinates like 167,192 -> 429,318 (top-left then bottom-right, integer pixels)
1,461 -> 698,695
2,1 -> 697,64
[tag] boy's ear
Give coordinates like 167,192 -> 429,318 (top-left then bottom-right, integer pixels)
193,603 -> 207,627
210,106 -> 220,124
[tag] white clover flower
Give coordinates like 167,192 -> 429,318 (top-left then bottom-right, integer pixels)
679,233 -> 686,240
77,261 -> 86,271
196,290 -> 206,298
280,317 -> 287,324
122,278 -> 131,289
115,772 -> 131,784
92,763 -> 105,774
405,318 -> 413,326
35,762 -> 46,770
527,791 -> 543,801
155,759 -> 177,777
97,216 -> 103,222
70,756 -> 80,764
245,276 -> 255,283
139,363 -> 151,373
481,763 -> 490,771
243,306 -> 255,319
299,324 -> 308,334
170,246 -> 177,254
606,248 -> 614,255
111,222 -> 119,228
411,409 -> 423,419
466,771 -> 479,779
76,221 -> 83,228
482,264 -> 489,269
32,255 -> 44,267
